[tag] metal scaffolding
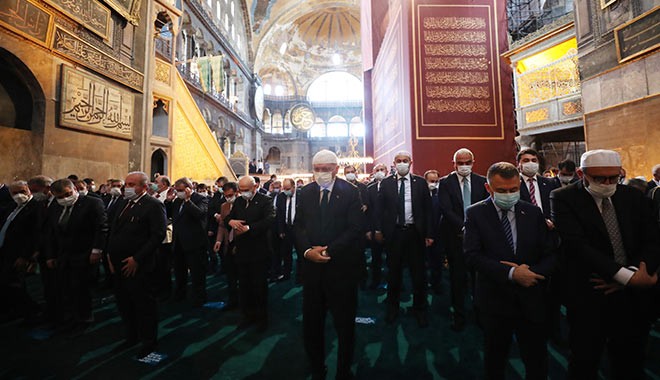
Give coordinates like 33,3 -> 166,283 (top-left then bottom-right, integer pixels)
507,0 -> 574,41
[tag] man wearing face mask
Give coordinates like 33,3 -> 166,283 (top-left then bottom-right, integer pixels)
151,175 -> 174,301
275,179 -> 299,282
213,182 -> 239,309
424,170 -> 444,295
517,149 -> 559,223
226,176 -> 275,330
268,180 -> 284,282
27,175 -> 54,206
103,179 -> 124,215
365,163 -> 388,289
0,181 -> 44,324
44,179 -> 106,332
165,177 -> 209,307
553,159 -> 578,188
438,148 -> 488,331
294,149 -> 364,380
550,150 -> 659,380
106,171 -> 166,359
374,151 -> 435,328
464,162 -> 556,380
207,176 -> 228,275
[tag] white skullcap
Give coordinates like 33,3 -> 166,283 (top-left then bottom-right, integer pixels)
312,149 -> 338,165
580,149 -> 622,168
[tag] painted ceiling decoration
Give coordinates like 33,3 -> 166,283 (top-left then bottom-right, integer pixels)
245,0 -> 361,97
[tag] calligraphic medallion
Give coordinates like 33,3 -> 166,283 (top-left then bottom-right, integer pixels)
289,104 -> 315,131
59,65 -> 134,140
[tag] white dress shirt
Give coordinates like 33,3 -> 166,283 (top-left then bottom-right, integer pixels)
396,173 -> 414,224
285,192 -> 297,225
522,174 -> 543,212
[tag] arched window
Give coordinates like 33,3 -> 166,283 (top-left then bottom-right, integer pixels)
310,117 -> 326,137
216,0 -> 221,19
283,110 -> 292,133
262,109 -> 272,133
307,71 -> 363,103
272,111 -> 283,134
350,116 -> 364,137
231,0 -> 235,17
224,14 -> 229,30
327,115 -> 348,137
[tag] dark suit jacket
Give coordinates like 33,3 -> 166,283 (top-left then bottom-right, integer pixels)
520,175 -> 559,219
106,194 -> 167,272
0,198 -> 45,264
438,172 -> 488,236
647,180 -> 657,193
294,179 -> 365,280
45,195 -> 107,267
464,199 -> 556,322
550,182 -> 660,306
167,192 -> 209,251
0,185 -> 14,214
276,191 -> 298,236
375,174 -> 434,241
365,181 -> 381,233
207,192 -> 225,234
225,192 -> 274,263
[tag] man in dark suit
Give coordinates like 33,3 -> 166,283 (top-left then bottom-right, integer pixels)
295,150 -> 364,380
207,176 -> 227,274
212,182 -> 239,309
45,179 -> 106,331
438,148 -> 488,330
344,165 -> 369,288
74,179 -> 100,199
365,164 -> 388,289
254,176 -> 268,195
424,169 -> 444,295
647,163 -> 660,193
166,177 -> 209,306
226,176 -> 275,330
553,159 -> 579,188
275,178 -> 298,282
106,172 -> 167,359
464,162 -> 556,380
268,180 -> 284,282
551,150 -> 659,380
0,181 -> 44,323
517,148 -> 559,221
375,150 -> 435,327
263,174 -> 277,192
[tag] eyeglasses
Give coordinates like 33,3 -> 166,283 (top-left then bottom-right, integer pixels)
588,175 -> 620,184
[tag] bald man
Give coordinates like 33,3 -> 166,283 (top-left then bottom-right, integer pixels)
226,176 -> 275,330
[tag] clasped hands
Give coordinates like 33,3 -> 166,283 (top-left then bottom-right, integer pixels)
306,246 -> 330,263
228,219 -> 249,236
500,261 -> 546,287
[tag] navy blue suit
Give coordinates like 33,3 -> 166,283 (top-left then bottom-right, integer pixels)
464,198 -> 556,380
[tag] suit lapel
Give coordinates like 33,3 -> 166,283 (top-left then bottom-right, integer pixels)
576,182 -> 609,240
520,178 -> 531,202
449,174 -> 462,206
514,205 -> 528,259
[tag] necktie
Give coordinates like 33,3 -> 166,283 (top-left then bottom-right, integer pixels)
398,177 -> 406,224
320,189 -> 330,226
462,176 -> 471,211
601,198 -> 627,265
287,197 -> 293,225
528,178 -> 538,207
0,205 -> 23,248
58,206 -> 72,229
119,201 -> 135,222
107,197 -> 116,210
501,209 -> 514,253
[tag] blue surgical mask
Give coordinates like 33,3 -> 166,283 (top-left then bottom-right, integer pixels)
283,190 -> 293,197
492,191 -> 520,210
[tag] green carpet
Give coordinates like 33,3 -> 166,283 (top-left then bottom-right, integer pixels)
1,271 -> 659,380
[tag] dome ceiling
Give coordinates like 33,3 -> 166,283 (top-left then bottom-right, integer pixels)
247,0 -> 362,96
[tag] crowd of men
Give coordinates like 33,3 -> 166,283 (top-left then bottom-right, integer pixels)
0,147 -> 659,380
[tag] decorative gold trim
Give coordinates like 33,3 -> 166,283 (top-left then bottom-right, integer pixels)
0,0 -> 54,48
43,0 -> 111,40
502,22 -> 574,62
51,26 -> 144,92
613,5 -> 660,64
102,0 -> 141,25
600,0 -> 617,10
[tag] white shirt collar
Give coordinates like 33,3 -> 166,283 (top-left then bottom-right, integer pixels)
396,173 -> 411,182
522,174 -> 537,182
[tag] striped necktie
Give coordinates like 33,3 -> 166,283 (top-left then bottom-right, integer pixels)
500,209 -> 514,253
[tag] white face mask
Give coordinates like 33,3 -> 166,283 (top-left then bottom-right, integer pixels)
12,193 -> 30,205
428,182 -> 438,191
176,191 -> 186,199
199,191 -> 208,197
124,187 -> 138,200
558,175 -> 573,185
241,191 -> 253,201
457,165 -> 472,177
396,162 -> 410,176
57,192 -> 79,207
315,171 -> 334,188
585,177 -> 617,199
79,190 -> 88,196
345,173 -> 356,182
109,187 -> 122,197
90,185 -> 96,192
373,171 -> 386,181
226,196 -> 236,203
521,162 -> 539,177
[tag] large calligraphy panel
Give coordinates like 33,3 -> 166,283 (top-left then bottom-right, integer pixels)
0,0 -> 53,46
412,0 -> 511,140
52,26 -> 144,91
59,65 -> 134,140
44,0 -> 111,39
